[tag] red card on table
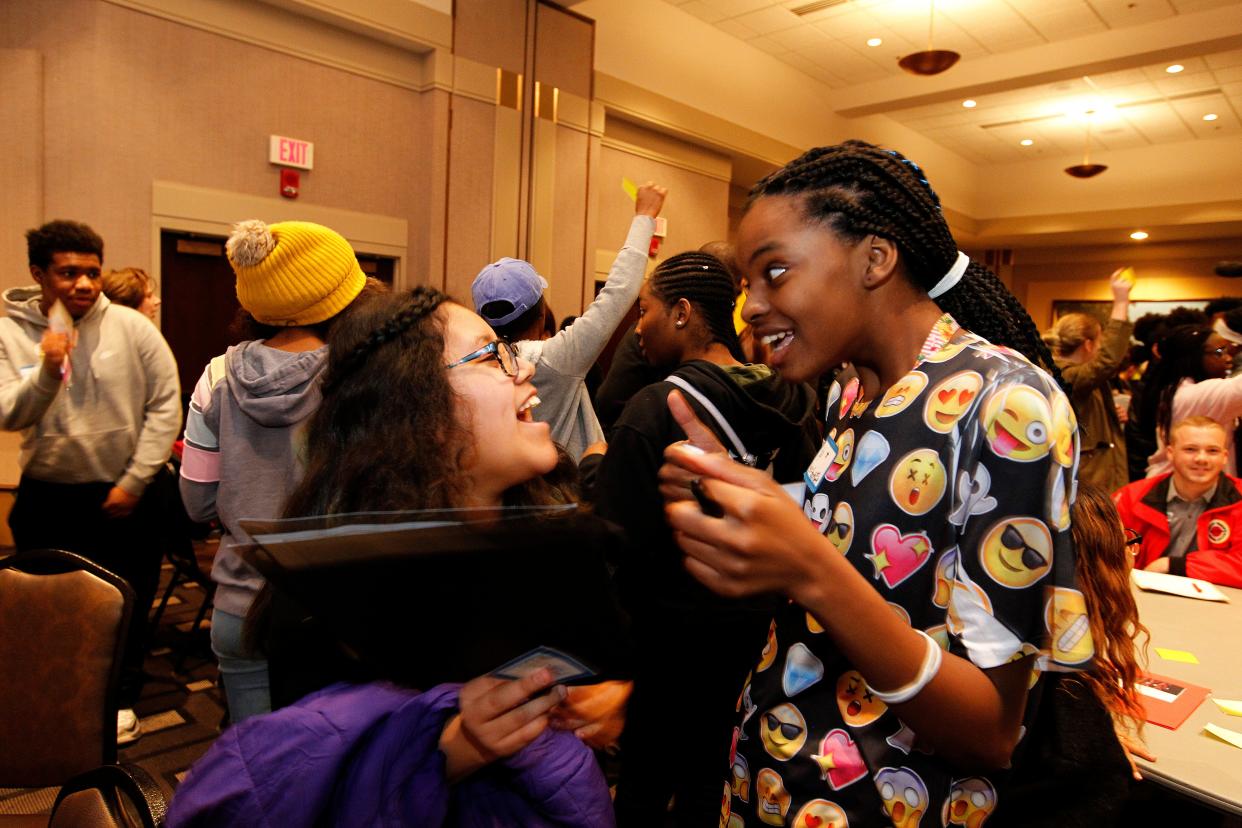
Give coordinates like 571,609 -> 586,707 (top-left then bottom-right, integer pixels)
1136,671 -> 1211,730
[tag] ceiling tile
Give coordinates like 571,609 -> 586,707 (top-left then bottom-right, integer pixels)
679,1 -> 728,24
709,0 -> 774,17
1117,101 -> 1197,141
732,5 -> 801,35
716,17 -> 760,39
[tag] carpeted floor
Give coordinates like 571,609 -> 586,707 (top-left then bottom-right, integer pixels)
0,539 -> 226,817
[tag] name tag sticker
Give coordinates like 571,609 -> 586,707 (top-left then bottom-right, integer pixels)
804,435 -> 839,493
19,364 -> 35,380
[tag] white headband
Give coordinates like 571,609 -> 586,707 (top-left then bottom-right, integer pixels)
928,251 -> 969,299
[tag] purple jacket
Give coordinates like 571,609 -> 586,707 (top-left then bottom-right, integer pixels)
167,682 -> 616,827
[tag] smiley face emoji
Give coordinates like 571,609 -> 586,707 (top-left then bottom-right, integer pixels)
825,501 -> 854,555
924,371 -> 983,434
756,769 -> 791,826
1050,391 -> 1076,468
825,429 -> 854,483
792,799 -> 848,828
1046,587 -> 1094,665
875,766 -> 929,828
981,384 -> 1053,462
932,546 -> 957,608
877,371 -> 929,418
980,517 -> 1053,588
760,703 -> 808,761
836,670 -> 886,726
943,776 -> 997,828
889,448 -> 947,516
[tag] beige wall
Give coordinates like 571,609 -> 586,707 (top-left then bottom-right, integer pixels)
1014,239 -> 1242,326
595,117 -> 730,274
0,0 -> 438,289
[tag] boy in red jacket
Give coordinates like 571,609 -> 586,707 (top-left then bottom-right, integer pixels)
1114,415 -> 1242,587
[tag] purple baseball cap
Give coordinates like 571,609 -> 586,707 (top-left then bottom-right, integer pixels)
471,257 -> 548,327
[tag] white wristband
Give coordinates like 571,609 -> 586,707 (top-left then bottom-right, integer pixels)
865,629 -> 944,704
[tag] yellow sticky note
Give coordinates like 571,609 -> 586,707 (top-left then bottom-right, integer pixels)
1214,698 -> 1242,716
621,178 -> 638,202
1117,265 -> 1137,285
1204,723 -> 1242,750
1156,647 -> 1200,664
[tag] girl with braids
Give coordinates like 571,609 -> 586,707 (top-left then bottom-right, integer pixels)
1138,322 -> 1242,477
595,251 -> 819,826
660,140 -> 1088,826
169,287 -> 615,828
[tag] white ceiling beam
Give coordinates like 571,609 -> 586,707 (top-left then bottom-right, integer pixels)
832,4 -> 1242,117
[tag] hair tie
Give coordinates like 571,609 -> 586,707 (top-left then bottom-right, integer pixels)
928,251 -> 969,299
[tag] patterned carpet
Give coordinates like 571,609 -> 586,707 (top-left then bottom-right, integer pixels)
0,539 -> 226,817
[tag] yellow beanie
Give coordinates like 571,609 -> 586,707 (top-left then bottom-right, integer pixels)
226,219 -> 367,326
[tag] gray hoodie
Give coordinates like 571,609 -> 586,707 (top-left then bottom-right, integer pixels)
179,341 -> 326,616
0,286 -> 180,495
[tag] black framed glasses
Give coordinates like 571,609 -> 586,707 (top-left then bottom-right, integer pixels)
1124,528 -> 1143,548
446,339 -> 518,377
1000,525 -> 1048,570
763,713 -> 804,741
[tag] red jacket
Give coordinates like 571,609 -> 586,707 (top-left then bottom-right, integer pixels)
1113,473 -> 1242,588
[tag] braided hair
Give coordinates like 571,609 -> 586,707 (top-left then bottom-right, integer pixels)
749,140 -> 1062,385
648,251 -> 746,363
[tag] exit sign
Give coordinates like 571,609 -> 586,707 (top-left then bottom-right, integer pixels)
269,135 -> 314,170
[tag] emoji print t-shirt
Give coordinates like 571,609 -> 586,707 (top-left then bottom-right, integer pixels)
724,319 -> 1090,828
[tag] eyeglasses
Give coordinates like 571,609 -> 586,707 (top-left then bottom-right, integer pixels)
445,339 -> 518,377
1124,528 -> 1143,549
763,713 -> 804,741
1000,525 -> 1048,571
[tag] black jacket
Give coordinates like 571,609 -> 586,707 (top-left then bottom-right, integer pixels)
596,359 -> 819,612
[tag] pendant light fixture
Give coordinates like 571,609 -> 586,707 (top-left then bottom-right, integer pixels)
1064,109 -> 1108,178
898,0 -> 960,76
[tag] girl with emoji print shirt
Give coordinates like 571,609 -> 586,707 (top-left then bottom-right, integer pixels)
660,141 -> 1090,828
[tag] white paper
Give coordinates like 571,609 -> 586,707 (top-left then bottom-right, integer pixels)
1131,569 -> 1229,602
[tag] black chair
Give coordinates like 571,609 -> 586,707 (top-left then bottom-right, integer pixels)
148,541 -> 216,672
48,763 -> 167,828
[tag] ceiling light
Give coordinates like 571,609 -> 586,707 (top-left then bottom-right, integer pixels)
867,37 -> 883,47
962,99 -> 977,108
1166,64 -> 1184,74
1065,110 -> 1108,179
1020,138 -> 1034,146
897,0 -> 960,76
1130,231 -> 1149,240
1204,113 -> 1219,121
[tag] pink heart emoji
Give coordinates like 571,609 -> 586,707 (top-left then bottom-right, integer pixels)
812,728 -> 868,791
867,524 -> 934,589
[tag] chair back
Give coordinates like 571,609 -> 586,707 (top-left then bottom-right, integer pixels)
48,764 -> 167,828
0,551 -> 133,787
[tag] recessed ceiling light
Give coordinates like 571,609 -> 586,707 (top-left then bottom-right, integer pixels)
867,37 -> 882,47
962,99 -> 977,108
1166,64 -> 1184,74
1130,231 -> 1149,241
1204,113 -> 1219,121
1020,138 -> 1034,146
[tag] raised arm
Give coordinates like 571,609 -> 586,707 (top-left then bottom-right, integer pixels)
537,184 -> 665,377
0,328 -> 67,431
1062,270 -> 1133,391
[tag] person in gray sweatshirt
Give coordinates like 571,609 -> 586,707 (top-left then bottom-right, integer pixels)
472,183 -> 666,462
179,219 -> 372,723
1,219 -> 181,744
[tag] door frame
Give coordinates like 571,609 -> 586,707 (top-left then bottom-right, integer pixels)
149,180 -> 409,328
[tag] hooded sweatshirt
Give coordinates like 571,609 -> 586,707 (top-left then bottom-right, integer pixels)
0,287 -> 180,495
596,360 -> 820,612
180,341 -> 326,616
